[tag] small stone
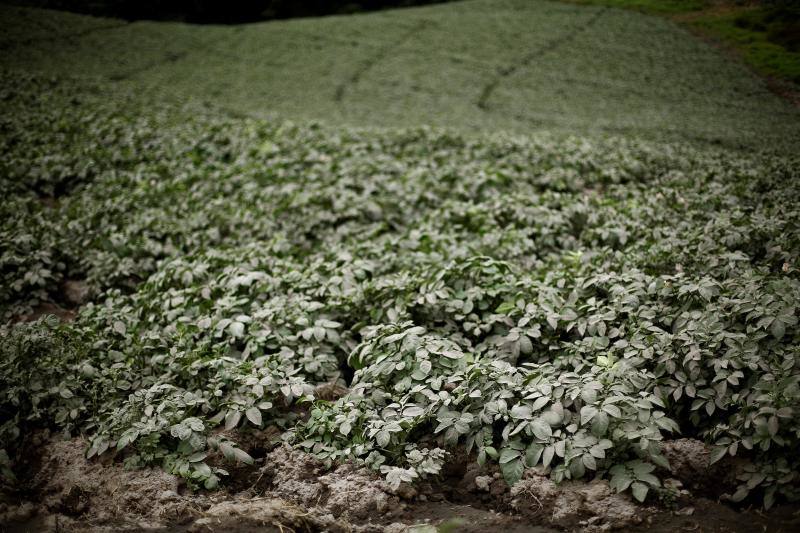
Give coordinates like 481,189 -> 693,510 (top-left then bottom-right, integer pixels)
375,493 -> 388,513
159,490 -> 179,501
62,280 -> 89,306
394,483 -> 417,500
675,506 -> 695,516
385,523 -> 407,533
474,475 -> 492,491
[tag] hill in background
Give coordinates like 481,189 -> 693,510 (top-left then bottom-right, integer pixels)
1,0 -> 798,150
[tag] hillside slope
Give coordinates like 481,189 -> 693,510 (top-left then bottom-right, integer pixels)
1,0 -> 798,149
2,2 -> 800,529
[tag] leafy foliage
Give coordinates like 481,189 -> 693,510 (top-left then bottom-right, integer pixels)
0,71 -> 799,507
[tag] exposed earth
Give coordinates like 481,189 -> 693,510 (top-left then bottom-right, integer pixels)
2,434 -> 798,532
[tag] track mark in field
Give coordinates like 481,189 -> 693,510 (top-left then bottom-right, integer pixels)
477,7 -> 606,111
334,19 -> 432,103
109,50 -> 188,81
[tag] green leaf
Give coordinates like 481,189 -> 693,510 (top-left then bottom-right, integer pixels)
771,319 -> 785,340
499,448 -> 521,464
188,451 -> 207,462
542,445 -> 555,468
204,475 -> 219,490
225,410 -> 242,431
591,412 -> 609,436
631,482 -> 648,502
500,457 -> 524,485
581,388 -> 597,404
531,418 -> 552,440
245,407 -> 262,427
229,321 -> 245,338
117,430 -> 137,450
376,430 -> 390,448
764,487 -> 776,510
531,396 -> 550,411
233,448 -> 254,465
730,486 -> 749,502
582,453 -> 597,470
580,405 -> 598,425
709,445 -> 728,464
767,416 -> 779,437
631,461 -> 655,476
637,473 -> 660,486
219,441 -> 235,461
609,469 -> 632,492
510,404 -> 533,420
403,406 -> 425,417
419,360 -> 432,374
746,472 -> 766,490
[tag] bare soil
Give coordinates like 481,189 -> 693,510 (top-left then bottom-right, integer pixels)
1,434 -> 798,533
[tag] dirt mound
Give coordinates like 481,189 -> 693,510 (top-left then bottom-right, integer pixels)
510,474 -> 647,531
261,445 -> 402,520
3,436 -> 798,532
30,437 -> 181,520
359,453 -> 648,531
661,439 -> 740,496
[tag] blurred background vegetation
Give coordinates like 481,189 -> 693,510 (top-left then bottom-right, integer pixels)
6,1 -> 797,87
569,0 -> 799,86
4,0 -> 455,23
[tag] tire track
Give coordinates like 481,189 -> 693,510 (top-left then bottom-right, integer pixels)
334,19 -> 432,103
108,50 -> 189,81
477,7 -> 606,111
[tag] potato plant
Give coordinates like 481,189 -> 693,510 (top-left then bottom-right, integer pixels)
0,71 -> 798,508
